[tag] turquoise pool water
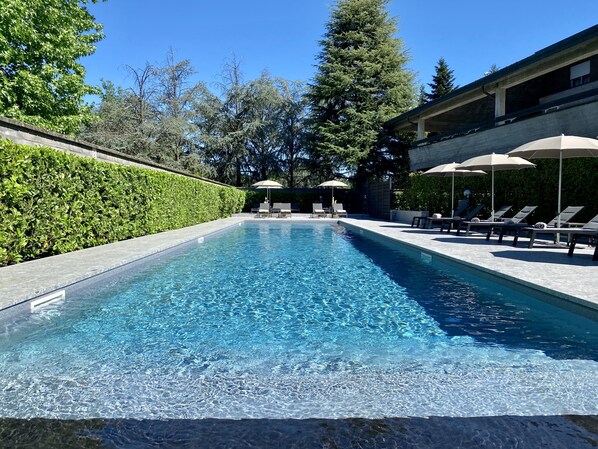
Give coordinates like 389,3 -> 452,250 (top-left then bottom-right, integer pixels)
0,222 -> 596,419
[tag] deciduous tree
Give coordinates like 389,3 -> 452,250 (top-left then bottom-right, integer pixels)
0,0 -> 104,134
79,80 -> 161,160
194,57 -> 256,186
278,80 -> 309,188
154,48 -> 205,163
244,74 -> 285,183
125,62 -> 155,127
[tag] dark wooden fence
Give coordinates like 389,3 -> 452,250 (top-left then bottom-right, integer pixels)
366,180 -> 392,220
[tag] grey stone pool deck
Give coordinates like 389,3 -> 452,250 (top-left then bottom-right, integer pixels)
0,214 -> 596,316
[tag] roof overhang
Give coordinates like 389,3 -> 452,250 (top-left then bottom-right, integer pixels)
385,25 -> 598,132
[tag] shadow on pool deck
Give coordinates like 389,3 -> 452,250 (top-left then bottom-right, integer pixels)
491,249 -> 596,265
427,237 -> 597,265
1,415 -> 597,449
386,230 -> 598,266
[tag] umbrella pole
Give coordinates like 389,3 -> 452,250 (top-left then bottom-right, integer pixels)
451,172 -> 455,217
491,167 -> 495,221
556,150 -> 563,244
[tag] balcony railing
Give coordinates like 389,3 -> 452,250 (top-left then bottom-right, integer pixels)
413,87 -> 598,147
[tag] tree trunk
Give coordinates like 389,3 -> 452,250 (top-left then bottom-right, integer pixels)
236,155 -> 242,186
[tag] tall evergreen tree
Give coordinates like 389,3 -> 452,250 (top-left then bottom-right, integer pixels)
417,84 -> 427,105
484,63 -> 500,76
425,57 -> 458,102
306,0 -> 416,186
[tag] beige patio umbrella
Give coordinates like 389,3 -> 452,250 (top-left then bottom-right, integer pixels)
508,134 -> 598,228
317,180 -> 349,205
456,153 -> 536,221
252,180 -> 284,204
423,162 -> 486,217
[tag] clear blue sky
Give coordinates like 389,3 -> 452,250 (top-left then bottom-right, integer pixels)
82,0 -> 597,100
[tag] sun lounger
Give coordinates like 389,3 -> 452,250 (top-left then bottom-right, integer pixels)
521,212 -> 598,249
280,203 -> 292,218
436,204 -> 485,232
273,202 -> 292,218
311,203 -> 327,218
443,205 -> 509,229
483,205 -> 512,221
545,206 -> 584,228
333,203 -> 347,218
457,205 -> 537,238
411,211 -> 429,228
256,202 -> 271,218
420,203 -> 468,229
511,206 -> 584,246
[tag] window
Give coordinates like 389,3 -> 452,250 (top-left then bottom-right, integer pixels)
570,60 -> 591,87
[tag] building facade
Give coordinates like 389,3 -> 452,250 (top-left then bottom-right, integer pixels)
386,25 -> 598,171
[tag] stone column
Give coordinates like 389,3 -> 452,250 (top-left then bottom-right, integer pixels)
417,117 -> 426,140
495,86 -> 506,124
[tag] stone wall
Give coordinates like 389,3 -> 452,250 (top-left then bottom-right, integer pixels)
0,116 -> 229,186
409,101 -> 598,170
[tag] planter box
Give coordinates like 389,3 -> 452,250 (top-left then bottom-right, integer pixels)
390,210 -> 429,224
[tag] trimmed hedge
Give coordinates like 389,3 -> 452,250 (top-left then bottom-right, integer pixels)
395,158 -> 598,223
0,139 -> 245,266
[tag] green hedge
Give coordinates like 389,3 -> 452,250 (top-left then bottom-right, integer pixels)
396,158 -> 598,223
0,139 -> 245,266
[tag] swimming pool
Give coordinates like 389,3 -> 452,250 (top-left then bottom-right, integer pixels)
0,222 -> 596,419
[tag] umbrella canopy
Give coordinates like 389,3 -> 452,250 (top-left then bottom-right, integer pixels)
317,180 -> 349,205
456,154 -> 535,221
423,162 -> 486,217
507,135 -> 598,159
252,180 -> 284,203
253,180 -> 284,188
508,134 -> 598,228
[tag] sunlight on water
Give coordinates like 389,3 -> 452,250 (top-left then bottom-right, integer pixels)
0,223 -> 597,419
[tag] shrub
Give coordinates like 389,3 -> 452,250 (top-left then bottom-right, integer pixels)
396,159 -> 598,223
0,139 -> 245,266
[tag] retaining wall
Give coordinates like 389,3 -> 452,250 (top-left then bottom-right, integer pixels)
0,116 -> 229,186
